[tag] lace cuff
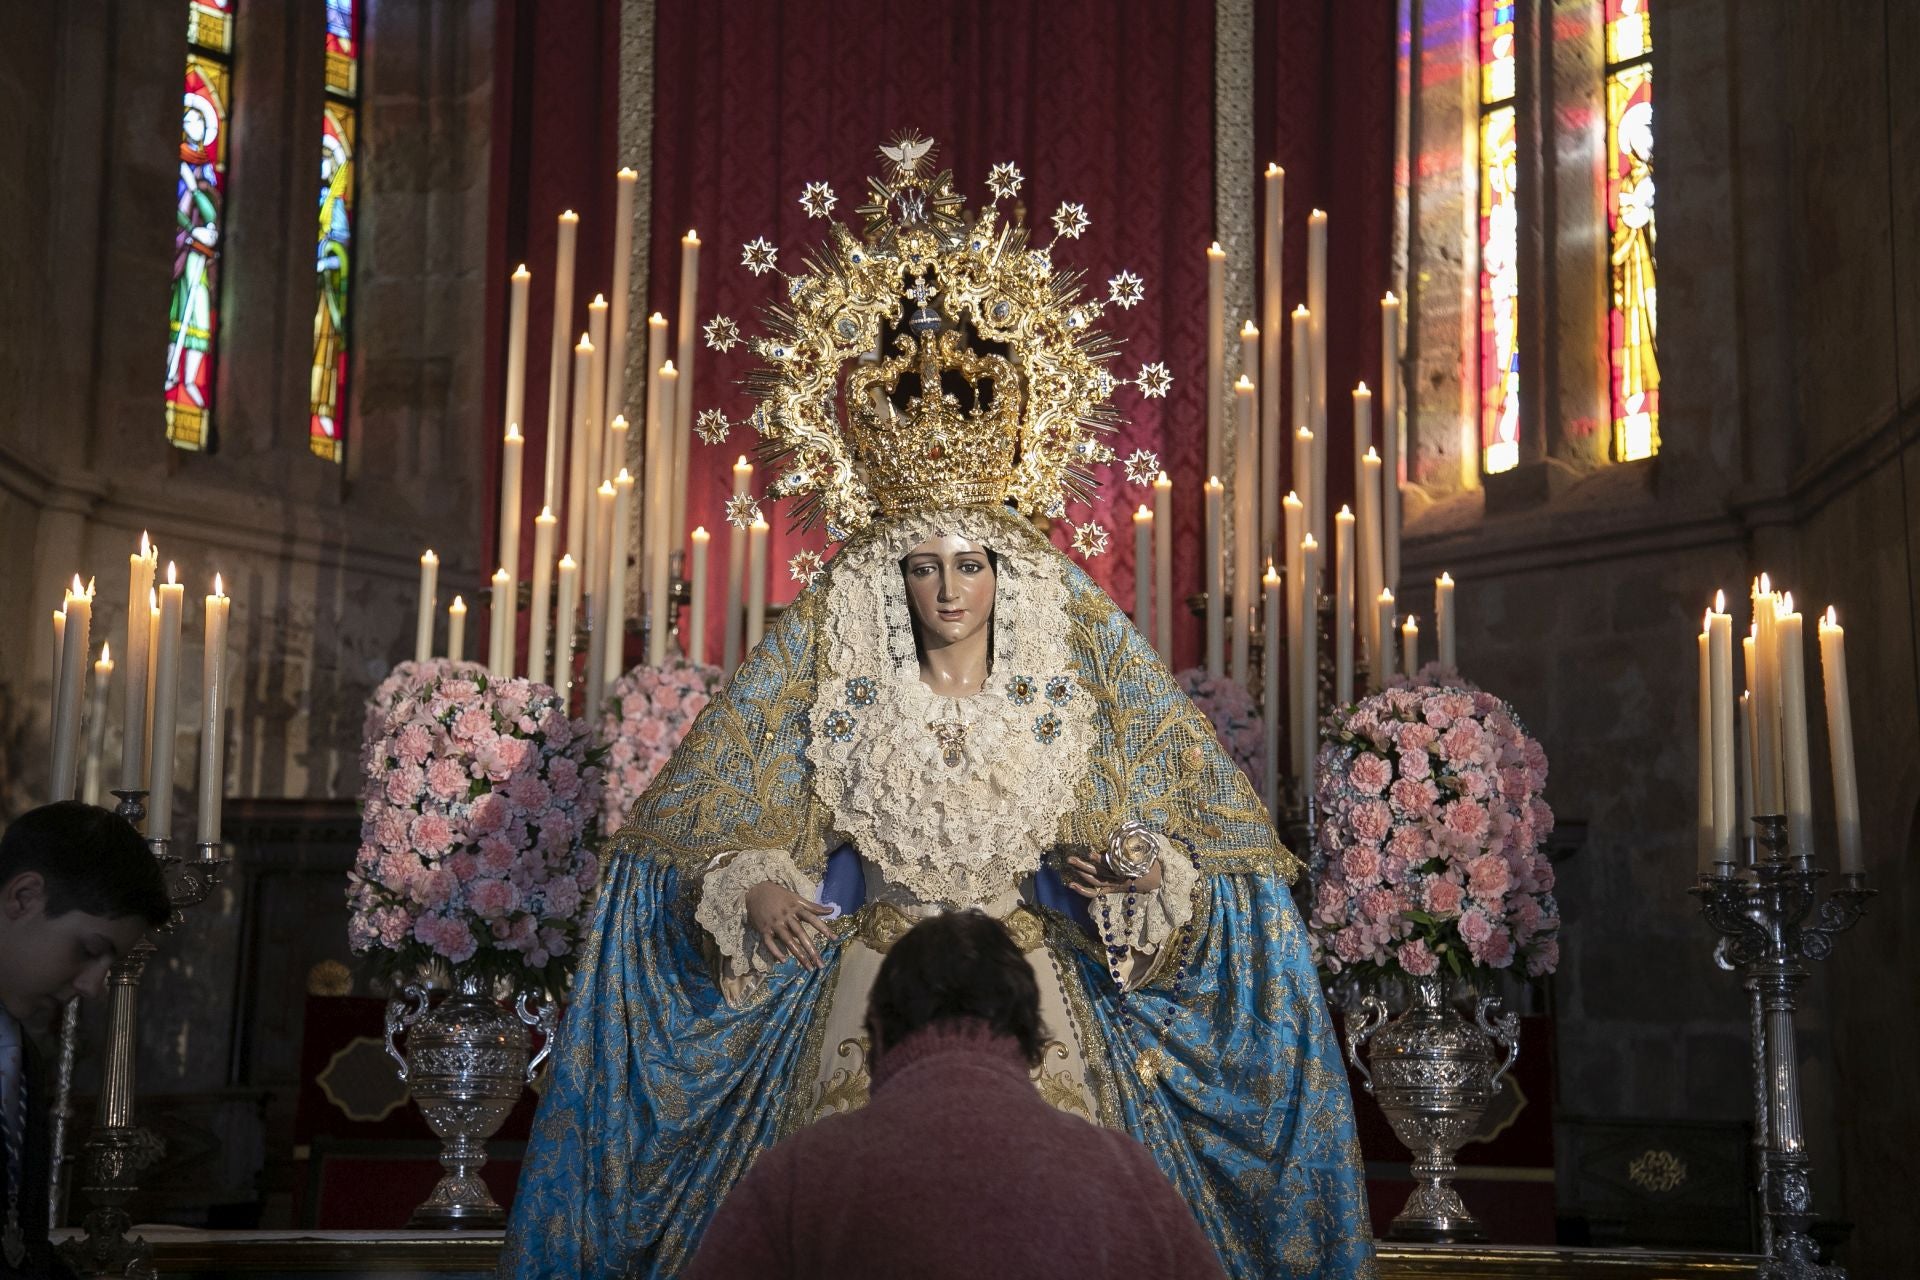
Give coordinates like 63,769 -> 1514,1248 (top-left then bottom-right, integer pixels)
1091,836 -> 1199,990
694,847 -> 815,978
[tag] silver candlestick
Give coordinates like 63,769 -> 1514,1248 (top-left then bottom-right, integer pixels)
1692,813 -> 1871,1280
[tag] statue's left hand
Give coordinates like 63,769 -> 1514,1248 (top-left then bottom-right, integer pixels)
1062,853 -> 1163,897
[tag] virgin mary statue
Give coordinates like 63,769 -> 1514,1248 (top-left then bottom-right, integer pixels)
502,136 -> 1375,1278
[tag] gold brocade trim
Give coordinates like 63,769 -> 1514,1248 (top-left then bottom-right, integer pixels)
1047,919 -> 1123,1132
853,902 -> 1046,954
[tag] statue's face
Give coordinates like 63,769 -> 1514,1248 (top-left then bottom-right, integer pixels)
901,535 -> 995,649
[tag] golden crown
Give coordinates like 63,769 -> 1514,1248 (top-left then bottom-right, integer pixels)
700,133 -> 1173,556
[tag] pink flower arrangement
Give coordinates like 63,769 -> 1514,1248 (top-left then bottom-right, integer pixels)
597,658 -> 726,832
1310,681 -> 1559,982
1174,669 -> 1267,791
348,668 -> 604,995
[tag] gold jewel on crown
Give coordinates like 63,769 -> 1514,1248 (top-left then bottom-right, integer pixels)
702,132 -> 1173,554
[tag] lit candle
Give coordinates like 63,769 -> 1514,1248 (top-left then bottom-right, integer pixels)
1334,507 -> 1355,706
567,333 -> 595,583
1297,535 -> 1321,791
607,415 -> 630,503
50,577 -> 91,802
499,426 -> 525,584
1380,293 -> 1403,594
51,606 -> 64,759
673,231 -> 701,554
491,568 -> 514,678
198,575 -> 229,849
644,313 -> 671,573
1436,572 -> 1456,671
606,169 -> 637,427
1292,427 -> 1314,538
504,264 -> 531,474
586,481 -> 616,713
415,549 -> 438,664
746,517 -> 769,652
1743,623 -> 1761,825
688,526 -> 710,666
1818,607 -> 1861,874
1204,477 -> 1225,678
586,294 -> 610,487
724,456 -> 752,674
552,560 -> 578,700
1373,590 -> 1396,693
545,210 -> 579,511
528,508 -> 557,687
149,564 -> 185,839
1152,472 -> 1173,660
1697,618 -> 1713,870
1401,613 -> 1419,680
1133,504 -> 1154,637
1708,593 -> 1735,867
650,360 -> 681,666
1232,375 -> 1257,685
85,642 -> 113,805
1737,691 -> 1754,849
1283,492 -> 1304,748
447,595 -> 467,663
1290,305 -> 1311,441
1306,210 -> 1329,543
120,535 -> 156,791
1261,562 -> 1282,810
1776,593 -> 1814,859
1240,318 -> 1264,557
1262,166 -> 1285,557
1352,382 -> 1374,504
145,593 -> 158,773
606,469 -> 634,680
1206,242 -> 1227,479
1356,450 -> 1383,669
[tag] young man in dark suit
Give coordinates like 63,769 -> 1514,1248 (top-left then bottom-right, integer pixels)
0,803 -> 169,1280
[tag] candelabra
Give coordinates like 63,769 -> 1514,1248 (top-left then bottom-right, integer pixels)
1692,814 -> 1871,1280
56,788 -> 229,1280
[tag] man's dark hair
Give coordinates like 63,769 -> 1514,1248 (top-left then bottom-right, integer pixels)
0,802 -> 171,926
867,910 -> 1045,1067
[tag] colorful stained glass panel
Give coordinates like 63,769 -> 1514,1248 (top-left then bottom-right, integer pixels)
310,102 -> 355,461
325,0 -> 359,95
165,52 -> 230,450
1479,105 -> 1520,475
1607,56 -> 1657,460
188,0 -> 234,52
1606,0 -> 1651,63
1480,0 -> 1516,105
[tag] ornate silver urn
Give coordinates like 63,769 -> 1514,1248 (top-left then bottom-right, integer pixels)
384,972 -> 557,1228
1344,973 -> 1520,1243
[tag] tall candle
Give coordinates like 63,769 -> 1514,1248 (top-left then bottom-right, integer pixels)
149,565 -> 184,838
1133,505 -> 1154,636
491,568 -> 514,678
499,426 -> 525,585
1373,591 -> 1396,693
1283,493 -> 1304,751
1381,293 -> 1403,593
606,469 -> 634,679
1736,691 -> 1754,850
504,264 -> 531,467
51,607 -> 65,761
644,313 -> 671,575
1697,621 -> 1714,870
50,579 -> 91,802
673,232 -> 701,553
650,361 -> 681,666
724,456 -> 752,674
1297,536 -> 1321,790
198,577 -> 229,847
1708,595 -> 1735,866
1153,472 -> 1173,660
607,415 -> 630,500
1240,319 -> 1262,555
688,526 -> 710,666
607,169 -> 637,426
586,294 -> 609,489
586,481 -> 616,713
1436,572 -> 1456,671
1401,613 -> 1419,680
566,333 -> 594,568
1334,507 -> 1355,706
1306,209 -> 1328,439
1743,625 -> 1761,821
415,550 -> 438,664
1261,165 -> 1285,558
1231,376 -> 1257,685
545,210 -> 579,510
144,594 -> 158,774
552,559 -> 577,700
1818,608 -> 1862,874
1352,382 -> 1374,502
120,536 -> 156,791
447,595 -> 467,663
1206,242 -> 1227,479
1204,477 -> 1225,678
529,508 -> 557,684
1290,306 -> 1311,440
85,642 -> 113,805
1261,563 -> 1282,810
1292,428 -> 1314,536
1356,450 -> 1383,669
746,517 -> 769,652
1776,594 -> 1814,859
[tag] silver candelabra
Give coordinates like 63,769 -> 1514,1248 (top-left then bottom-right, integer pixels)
1692,814 -> 1871,1280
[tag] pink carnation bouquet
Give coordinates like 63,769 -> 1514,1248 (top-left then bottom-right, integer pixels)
597,658 -> 725,833
1174,669 -> 1267,792
1310,682 -> 1559,983
349,669 -> 605,996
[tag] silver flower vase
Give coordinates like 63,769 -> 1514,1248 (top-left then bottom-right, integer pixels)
1344,972 -> 1520,1243
384,972 -> 558,1228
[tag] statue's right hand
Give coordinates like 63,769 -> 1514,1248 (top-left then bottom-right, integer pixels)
744,881 -> 835,971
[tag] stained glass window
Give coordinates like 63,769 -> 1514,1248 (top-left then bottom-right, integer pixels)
166,0 -> 236,451
311,0 -> 360,462
1606,0 -> 1658,461
1478,0 -> 1519,476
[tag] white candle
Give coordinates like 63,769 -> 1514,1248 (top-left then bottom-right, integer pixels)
1697,621 -> 1714,870
1290,305 -> 1311,442
606,169 -> 637,427
1283,493 -> 1304,753
1708,595 -> 1735,867
566,333 -> 594,569
586,482 -> 616,713
415,549 -> 438,664
1292,427 -> 1314,537
1334,507 -> 1355,706
1306,210 -> 1328,454
1373,591 -> 1395,692
1133,505 -> 1153,636
1818,608 -> 1862,874
644,312 -> 671,583
545,210 -> 579,511
85,642 -> 113,805
673,232 -> 701,554
607,415 -> 630,501
505,264 -> 531,469
50,578 -> 91,802
1356,450 -> 1383,669
52,607 -> 65,760
149,564 -> 184,838
1401,613 -> 1419,680
1776,594 -> 1814,859
1261,563 -> 1282,810
1240,319 -> 1262,555
144,595 -> 158,775
1751,578 -> 1780,814
1261,165 -> 1285,558
746,517 -> 769,652
121,536 -> 155,791
650,360 -> 681,666
1352,382 -> 1374,502
499,426 -> 525,585
1298,535 -> 1321,790
447,595 -> 467,663
529,508 -> 557,686
552,560 -> 577,700
1743,625 -> 1761,825
1231,376 -> 1257,685
688,526 -> 710,666
1381,293 -> 1403,594
198,576 -> 229,847
606,469 -> 634,679
491,568 -> 514,677
724,456 -> 752,675
1737,691 -> 1754,850
1206,242 -> 1227,479
586,294 -> 610,488
1436,572 -> 1456,671
1153,472 -> 1173,660
1204,477 -> 1225,678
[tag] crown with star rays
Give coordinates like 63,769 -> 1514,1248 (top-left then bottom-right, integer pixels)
700,131 -> 1173,558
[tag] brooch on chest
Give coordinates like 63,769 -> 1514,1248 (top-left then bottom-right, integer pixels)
926,720 -> 970,768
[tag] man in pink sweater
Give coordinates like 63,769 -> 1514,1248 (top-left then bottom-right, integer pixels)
682,910 -> 1227,1279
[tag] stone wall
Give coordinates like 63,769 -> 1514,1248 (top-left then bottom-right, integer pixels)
1401,0 -> 1919,1270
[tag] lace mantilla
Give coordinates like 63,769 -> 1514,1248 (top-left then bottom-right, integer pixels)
807,507 -> 1094,909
